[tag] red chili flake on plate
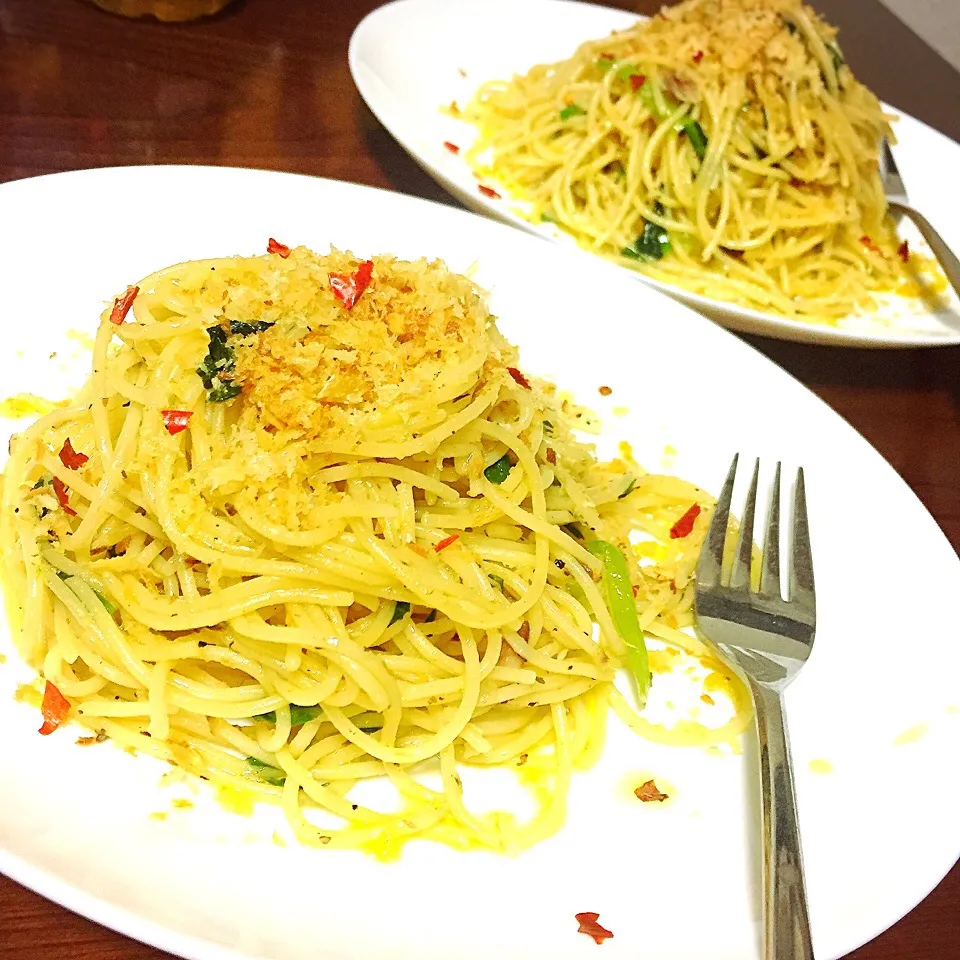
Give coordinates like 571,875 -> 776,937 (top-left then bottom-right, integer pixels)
443,141 -> 461,154
39,680 -> 70,736
478,184 -> 501,200
669,503 -> 701,539
161,409 -> 193,436
575,913 -> 614,945
897,239 -> 910,262
330,260 -> 374,310
634,779 -> 669,802
267,237 -> 291,258
58,438 -> 88,471
108,285 -> 139,325
860,235 -> 881,254
693,50 -> 704,63
51,476 -> 77,517
435,533 -> 459,553
507,367 -> 530,389
629,74 -> 646,91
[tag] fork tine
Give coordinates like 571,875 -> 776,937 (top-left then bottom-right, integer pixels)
729,458 -> 759,591
790,467 -> 816,603
696,453 -> 738,589
760,462 -> 782,599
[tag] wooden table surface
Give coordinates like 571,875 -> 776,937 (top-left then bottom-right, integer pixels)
1,0 -> 959,957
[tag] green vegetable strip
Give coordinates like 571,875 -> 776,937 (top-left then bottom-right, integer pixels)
559,104 -> 586,121
256,704 -> 322,726
246,756 -> 286,786
585,540 -> 650,701
483,454 -> 512,484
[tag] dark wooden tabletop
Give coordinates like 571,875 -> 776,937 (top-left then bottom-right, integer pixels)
1,0 -> 959,958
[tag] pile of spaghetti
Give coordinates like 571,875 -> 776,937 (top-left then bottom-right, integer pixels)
462,0 -> 906,323
1,246 -> 731,854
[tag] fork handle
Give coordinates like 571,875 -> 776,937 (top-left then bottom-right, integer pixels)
751,682 -> 815,960
888,201 -> 960,300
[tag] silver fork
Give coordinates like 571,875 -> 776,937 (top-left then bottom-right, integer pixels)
881,139 -> 960,298
694,455 -> 816,960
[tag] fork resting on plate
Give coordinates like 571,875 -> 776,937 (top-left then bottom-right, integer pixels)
881,139 -> 960,299
695,456 -> 816,960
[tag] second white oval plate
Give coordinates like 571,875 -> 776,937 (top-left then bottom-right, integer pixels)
1,167 -> 960,960
350,0 -> 960,348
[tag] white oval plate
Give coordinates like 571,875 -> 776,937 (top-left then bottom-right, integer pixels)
349,0 -> 960,348
1,166 -> 960,960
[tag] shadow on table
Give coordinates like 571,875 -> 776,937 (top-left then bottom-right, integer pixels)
354,98 -> 461,211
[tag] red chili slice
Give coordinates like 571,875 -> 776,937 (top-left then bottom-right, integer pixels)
478,185 -> 501,199
629,74 -> 646,91
443,141 -> 461,154
329,260 -> 374,310
435,534 -> 459,552
109,286 -> 139,325
507,367 -> 531,389
860,235 -> 881,254
39,680 -> 70,736
51,476 -> 77,517
693,50 -> 704,63
897,240 -> 910,263
575,913 -> 614,945
267,238 -> 291,258
58,438 -> 89,471
669,503 -> 701,539
161,409 -> 193,436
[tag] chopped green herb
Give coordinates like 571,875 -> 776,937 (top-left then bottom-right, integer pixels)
246,756 -> 286,786
56,570 -> 71,581
207,380 -> 242,403
229,320 -> 275,336
389,601 -> 410,626
196,326 -> 234,386
827,42 -> 844,73
424,609 -> 437,623
623,216 -> 671,261
559,104 -> 586,121
484,454 -> 512,484
678,118 -> 708,160
618,478 -> 637,499
596,56 -> 615,73
289,705 -> 322,726
540,212 -> 557,224
542,420 -> 554,436
615,62 -> 640,82
32,477 -> 47,489
256,711 -> 276,722
488,573 -> 505,592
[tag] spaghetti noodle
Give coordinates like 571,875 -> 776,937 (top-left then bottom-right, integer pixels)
1,247 -> 743,853
462,0 -> 909,323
